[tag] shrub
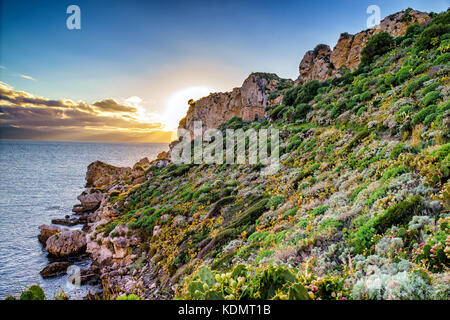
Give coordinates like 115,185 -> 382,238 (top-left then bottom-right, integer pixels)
19,285 -> 45,300
412,105 -> 438,125
384,74 -> 396,87
395,67 -> 411,85
318,218 -> 342,233
433,52 -> 450,65
269,105 -> 288,120
350,184 -> 369,202
390,143 -> 406,159
266,195 -> 285,210
284,207 -> 298,217
413,62 -> 430,75
417,24 -> 450,49
360,32 -> 394,66
405,75 -> 430,96
283,86 -> 301,106
350,219 -> 377,253
420,82 -> 440,97
421,91 -> 441,107
294,103 -> 311,120
294,80 -> 321,105
310,205 -> 329,216
374,195 -> 423,234
360,90 -> 373,101
395,105 -> 414,123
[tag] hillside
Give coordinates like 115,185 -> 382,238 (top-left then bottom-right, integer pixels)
34,8 -> 450,300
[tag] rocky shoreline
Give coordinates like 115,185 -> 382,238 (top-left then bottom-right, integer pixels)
37,153 -> 171,299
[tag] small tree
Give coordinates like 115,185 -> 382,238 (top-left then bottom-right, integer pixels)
360,32 -> 394,66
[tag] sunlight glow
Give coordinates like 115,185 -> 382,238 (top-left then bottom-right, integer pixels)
162,86 -> 215,130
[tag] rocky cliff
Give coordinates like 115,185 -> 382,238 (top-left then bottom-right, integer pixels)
298,9 -> 432,82
30,7 -> 450,301
179,73 -> 292,133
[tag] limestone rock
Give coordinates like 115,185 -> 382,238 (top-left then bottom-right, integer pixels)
38,224 -> 68,245
46,230 -> 87,258
298,44 -> 332,83
85,161 -> 130,188
298,9 -> 431,82
76,190 -> 103,212
179,73 -> 290,133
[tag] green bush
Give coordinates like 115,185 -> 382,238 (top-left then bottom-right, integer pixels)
417,24 -> 450,49
294,103 -> 311,120
374,195 -> 423,234
413,62 -> 430,75
266,195 -> 285,210
282,86 -> 302,106
420,82 -> 440,97
405,75 -> 430,96
421,91 -> 441,107
360,32 -> 394,66
384,74 -> 396,87
19,285 -> 45,300
433,52 -> 450,65
395,67 -> 411,85
310,205 -> 329,216
412,105 -> 438,125
294,80 -> 321,105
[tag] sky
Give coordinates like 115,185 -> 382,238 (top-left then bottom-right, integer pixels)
0,0 -> 448,142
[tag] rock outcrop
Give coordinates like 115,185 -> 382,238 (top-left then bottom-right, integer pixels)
40,261 -> 70,278
45,230 -> 87,258
38,225 -> 68,245
298,9 -> 431,82
179,73 -> 291,133
85,161 -> 131,188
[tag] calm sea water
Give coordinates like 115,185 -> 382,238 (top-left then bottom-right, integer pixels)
0,140 -> 168,299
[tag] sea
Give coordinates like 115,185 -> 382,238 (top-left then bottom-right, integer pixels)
0,140 -> 169,299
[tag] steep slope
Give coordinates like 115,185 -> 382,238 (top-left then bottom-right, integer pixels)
36,8 -> 450,300
298,9 -> 432,82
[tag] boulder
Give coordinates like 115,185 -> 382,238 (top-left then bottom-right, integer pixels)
40,261 -> 70,278
85,161 -> 130,188
38,224 -> 68,245
51,215 -> 86,226
46,230 -> 87,258
75,190 -> 103,212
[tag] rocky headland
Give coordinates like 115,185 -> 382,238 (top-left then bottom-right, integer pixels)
36,8 -> 449,300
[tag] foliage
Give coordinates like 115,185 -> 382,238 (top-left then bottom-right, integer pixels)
360,32 -> 394,66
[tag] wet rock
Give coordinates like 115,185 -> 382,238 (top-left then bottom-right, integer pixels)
40,261 -> 70,278
80,265 -> 100,285
51,215 -> 87,226
46,230 -> 87,258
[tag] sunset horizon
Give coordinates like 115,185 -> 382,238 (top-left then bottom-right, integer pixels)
2,0 -> 448,143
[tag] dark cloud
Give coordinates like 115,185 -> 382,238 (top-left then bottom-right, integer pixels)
0,82 -> 170,142
93,99 -> 138,113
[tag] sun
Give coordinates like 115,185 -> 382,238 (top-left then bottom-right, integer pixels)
162,86 -> 215,131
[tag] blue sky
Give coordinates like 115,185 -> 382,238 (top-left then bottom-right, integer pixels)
0,0 -> 448,141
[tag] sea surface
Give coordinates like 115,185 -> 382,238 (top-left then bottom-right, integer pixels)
0,140 -> 168,299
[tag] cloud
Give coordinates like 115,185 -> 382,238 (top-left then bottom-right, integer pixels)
0,66 -> 6,70
19,74 -> 35,81
0,82 -> 172,143
93,98 -> 138,113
